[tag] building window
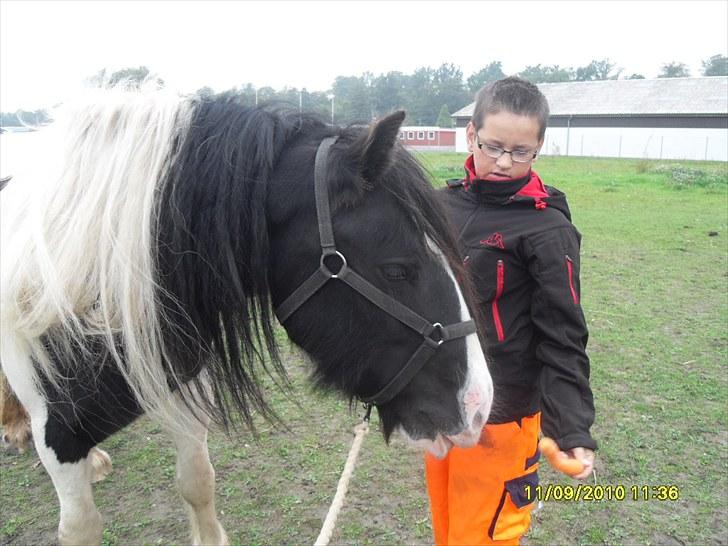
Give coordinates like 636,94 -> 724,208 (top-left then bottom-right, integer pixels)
407,131 -> 414,140
398,131 -> 405,140
427,131 -> 435,141
417,131 -> 425,140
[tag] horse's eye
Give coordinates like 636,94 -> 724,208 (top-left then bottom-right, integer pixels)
381,264 -> 408,281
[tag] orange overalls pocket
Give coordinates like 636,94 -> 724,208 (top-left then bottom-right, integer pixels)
489,470 -> 539,541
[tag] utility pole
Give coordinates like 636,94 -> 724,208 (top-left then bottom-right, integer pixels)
327,94 -> 335,124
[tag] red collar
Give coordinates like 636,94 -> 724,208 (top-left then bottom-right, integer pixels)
516,171 -> 549,199
464,154 -> 478,182
463,154 -> 549,199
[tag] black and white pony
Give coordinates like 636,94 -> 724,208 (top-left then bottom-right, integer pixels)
0,89 -> 493,545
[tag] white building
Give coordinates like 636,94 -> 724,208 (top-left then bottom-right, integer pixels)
452,77 -> 728,161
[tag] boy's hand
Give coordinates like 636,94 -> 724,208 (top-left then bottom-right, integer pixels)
566,447 -> 595,480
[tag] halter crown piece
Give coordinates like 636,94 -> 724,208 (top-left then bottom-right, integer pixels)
275,137 -> 476,406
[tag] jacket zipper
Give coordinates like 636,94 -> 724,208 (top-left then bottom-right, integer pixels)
566,255 -> 579,305
492,260 -> 505,342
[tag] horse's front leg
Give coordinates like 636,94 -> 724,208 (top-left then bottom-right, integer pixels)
163,385 -> 228,546
3,354 -> 105,545
31,416 -> 104,545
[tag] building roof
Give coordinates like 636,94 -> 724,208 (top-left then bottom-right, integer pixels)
399,126 -> 455,131
452,76 -> 728,118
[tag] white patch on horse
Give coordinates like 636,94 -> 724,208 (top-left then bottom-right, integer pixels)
40,445 -> 105,546
1,336 -> 103,545
401,237 -> 493,458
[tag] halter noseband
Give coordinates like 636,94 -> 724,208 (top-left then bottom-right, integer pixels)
275,137 -> 476,406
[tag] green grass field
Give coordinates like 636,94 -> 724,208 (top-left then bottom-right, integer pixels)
1,154 -> 726,545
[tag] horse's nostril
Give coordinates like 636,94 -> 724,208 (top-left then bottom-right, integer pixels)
472,410 -> 484,430
1,434 -> 8,444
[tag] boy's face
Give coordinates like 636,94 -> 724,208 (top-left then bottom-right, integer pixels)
466,111 -> 543,181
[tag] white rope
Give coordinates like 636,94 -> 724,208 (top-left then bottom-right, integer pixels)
314,420 -> 370,546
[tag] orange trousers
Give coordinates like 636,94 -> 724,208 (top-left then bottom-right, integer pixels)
424,413 -> 541,546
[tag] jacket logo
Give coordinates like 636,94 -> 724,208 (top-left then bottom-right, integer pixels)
481,232 -> 505,249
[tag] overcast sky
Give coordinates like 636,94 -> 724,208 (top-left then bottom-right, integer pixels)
1,0 -> 727,111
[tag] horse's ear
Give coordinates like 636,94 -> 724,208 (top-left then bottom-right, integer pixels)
329,111 -> 406,210
359,110 -> 406,183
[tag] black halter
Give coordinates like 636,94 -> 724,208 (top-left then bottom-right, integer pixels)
275,137 -> 476,406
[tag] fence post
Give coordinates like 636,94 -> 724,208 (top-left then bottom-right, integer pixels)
566,116 -> 572,156
660,136 -> 664,160
618,135 -> 622,158
705,136 -> 709,161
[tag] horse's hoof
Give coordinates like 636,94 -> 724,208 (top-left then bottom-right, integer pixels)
89,447 -> 112,483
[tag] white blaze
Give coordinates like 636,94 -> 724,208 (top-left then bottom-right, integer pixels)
399,238 -> 493,458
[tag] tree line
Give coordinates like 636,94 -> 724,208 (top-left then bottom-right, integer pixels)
0,109 -> 51,127
2,55 -> 726,127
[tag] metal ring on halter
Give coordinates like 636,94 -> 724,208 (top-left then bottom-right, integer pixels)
427,322 -> 445,346
320,250 -> 348,279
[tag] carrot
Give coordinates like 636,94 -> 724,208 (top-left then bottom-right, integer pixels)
539,437 -> 585,477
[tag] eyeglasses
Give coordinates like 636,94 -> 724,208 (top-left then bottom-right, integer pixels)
476,136 -> 538,163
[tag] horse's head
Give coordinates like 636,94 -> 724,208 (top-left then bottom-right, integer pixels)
267,112 -> 493,458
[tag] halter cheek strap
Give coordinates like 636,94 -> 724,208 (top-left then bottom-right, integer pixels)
275,137 -> 476,406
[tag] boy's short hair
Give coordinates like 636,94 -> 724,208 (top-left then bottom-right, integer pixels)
471,77 -> 550,140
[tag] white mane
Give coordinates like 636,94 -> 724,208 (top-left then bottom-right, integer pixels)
0,88 -> 194,422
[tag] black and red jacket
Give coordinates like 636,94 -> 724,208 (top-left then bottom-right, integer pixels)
438,157 -> 596,451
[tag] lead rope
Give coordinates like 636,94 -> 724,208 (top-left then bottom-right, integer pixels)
314,405 -> 372,546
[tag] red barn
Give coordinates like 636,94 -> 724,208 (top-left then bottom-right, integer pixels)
398,126 -> 456,151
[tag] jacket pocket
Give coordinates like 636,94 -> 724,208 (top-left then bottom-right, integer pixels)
488,470 -> 539,541
565,255 -> 579,305
491,259 -> 505,342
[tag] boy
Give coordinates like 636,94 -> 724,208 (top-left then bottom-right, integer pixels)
426,77 -> 597,545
